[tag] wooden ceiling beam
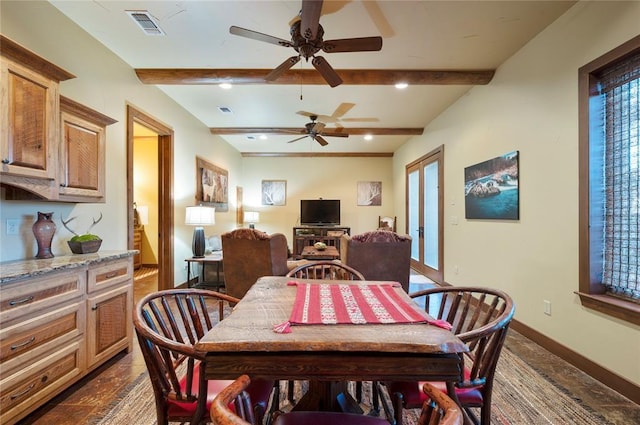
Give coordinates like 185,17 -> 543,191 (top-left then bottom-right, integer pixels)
210,127 -> 423,135
136,69 -> 494,86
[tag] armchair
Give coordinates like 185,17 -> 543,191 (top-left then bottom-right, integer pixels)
221,228 -> 289,299
341,230 -> 412,292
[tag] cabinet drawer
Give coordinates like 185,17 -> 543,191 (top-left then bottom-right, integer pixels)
0,340 -> 84,425
87,258 -> 132,294
0,302 -> 84,376
0,270 -> 85,324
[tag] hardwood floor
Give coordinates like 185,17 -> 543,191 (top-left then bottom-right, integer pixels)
17,271 -> 639,424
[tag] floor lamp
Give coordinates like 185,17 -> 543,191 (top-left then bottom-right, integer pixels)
185,206 -> 215,258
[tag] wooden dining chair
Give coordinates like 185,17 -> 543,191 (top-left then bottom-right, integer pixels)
134,289 -> 276,425
379,286 -> 515,425
286,260 -> 365,280
211,375 -> 462,425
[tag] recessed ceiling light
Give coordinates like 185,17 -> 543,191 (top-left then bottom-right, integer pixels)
259,134 -> 267,140
395,82 -> 409,89
218,83 -> 232,89
364,134 -> 373,141
217,106 -> 233,114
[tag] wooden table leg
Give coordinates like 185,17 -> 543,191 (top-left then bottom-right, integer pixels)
291,381 -> 364,414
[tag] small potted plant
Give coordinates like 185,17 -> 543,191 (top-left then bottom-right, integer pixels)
62,213 -> 103,254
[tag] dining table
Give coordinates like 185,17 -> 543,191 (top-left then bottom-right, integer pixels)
194,276 -> 468,413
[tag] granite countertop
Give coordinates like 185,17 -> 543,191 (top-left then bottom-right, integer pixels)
0,250 -> 137,285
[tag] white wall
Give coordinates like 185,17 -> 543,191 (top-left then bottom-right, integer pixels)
394,1 -> 640,384
0,1 -> 242,286
239,156 -> 394,246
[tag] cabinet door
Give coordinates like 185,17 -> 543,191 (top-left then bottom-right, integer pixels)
86,284 -> 132,369
0,58 -> 58,180
59,112 -> 104,200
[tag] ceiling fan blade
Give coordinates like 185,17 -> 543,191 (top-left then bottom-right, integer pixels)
229,26 -> 292,47
341,117 -> 380,123
362,1 -> 395,38
331,102 -> 356,118
320,131 -> 349,138
301,0 -> 323,40
265,56 -> 301,81
311,121 -> 326,133
287,135 -> 309,144
315,135 -> 329,146
322,37 -> 383,53
312,56 -> 342,87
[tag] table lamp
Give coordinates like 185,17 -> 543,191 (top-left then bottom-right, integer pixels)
244,211 -> 259,229
185,206 -> 215,258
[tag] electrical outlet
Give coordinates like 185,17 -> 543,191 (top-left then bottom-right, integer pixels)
543,300 -> 552,316
6,219 -> 19,235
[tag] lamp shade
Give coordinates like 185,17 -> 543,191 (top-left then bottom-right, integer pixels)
243,211 -> 260,223
136,205 -> 149,225
185,206 -> 216,226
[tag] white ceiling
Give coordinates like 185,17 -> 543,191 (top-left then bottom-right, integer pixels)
50,0 -> 575,154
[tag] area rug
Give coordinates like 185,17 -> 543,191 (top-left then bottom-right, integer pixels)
93,347 -> 611,424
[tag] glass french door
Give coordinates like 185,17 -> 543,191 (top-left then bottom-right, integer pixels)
406,146 -> 443,283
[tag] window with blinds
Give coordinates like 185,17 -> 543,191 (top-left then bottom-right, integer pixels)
582,40 -> 640,309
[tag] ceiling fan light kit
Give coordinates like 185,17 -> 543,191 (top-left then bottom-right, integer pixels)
229,0 -> 383,88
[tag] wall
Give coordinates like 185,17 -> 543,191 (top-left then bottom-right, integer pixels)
133,135 -> 159,265
0,1 -> 242,286
394,1 -> 640,384
238,156 -> 394,246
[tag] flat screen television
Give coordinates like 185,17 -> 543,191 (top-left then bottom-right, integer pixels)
300,199 -> 340,226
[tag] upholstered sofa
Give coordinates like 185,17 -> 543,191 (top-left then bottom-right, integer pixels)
221,228 -> 290,299
341,230 -> 412,292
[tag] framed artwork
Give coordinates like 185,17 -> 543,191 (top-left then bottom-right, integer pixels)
464,151 -> 519,220
196,156 -> 228,212
262,180 -> 286,206
357,181 -> 382,206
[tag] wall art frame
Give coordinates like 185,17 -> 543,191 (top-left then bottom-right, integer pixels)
464,151 -> 519,220
262,180 -> 287,206
357,181 -> 382,206
195,156 -> 228,212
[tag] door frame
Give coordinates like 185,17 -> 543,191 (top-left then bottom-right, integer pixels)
127,105 -> 174,291
406,145 -> 444,283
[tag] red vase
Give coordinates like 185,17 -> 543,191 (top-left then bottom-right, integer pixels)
33,212 -> 56,259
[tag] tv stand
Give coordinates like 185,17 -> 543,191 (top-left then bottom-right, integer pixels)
293,226 -> 350,259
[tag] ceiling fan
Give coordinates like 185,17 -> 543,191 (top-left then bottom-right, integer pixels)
286,115 -> 349,146
229,0 -> 383,87
297,102 -> 379,124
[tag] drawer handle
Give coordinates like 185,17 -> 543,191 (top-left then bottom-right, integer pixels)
10,383 -> 35,400
1,158 -> 10,164
105,272 -> 118,278
11,336 -> 36,350
91,305 -> 98,311
9,296 -> 34,306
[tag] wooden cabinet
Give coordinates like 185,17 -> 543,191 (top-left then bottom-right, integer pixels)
0,254 -> 133,425
85,258 -> 132,370
58,96 -> 116,203
292,226 -> 350,259
0,269 -> 86,425
133,228 -> 142,270
0,35 -> 75,199
0,35 -> 116,203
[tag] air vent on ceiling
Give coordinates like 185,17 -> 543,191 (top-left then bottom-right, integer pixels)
126,10 -> 165,36
217,106 -> 233,114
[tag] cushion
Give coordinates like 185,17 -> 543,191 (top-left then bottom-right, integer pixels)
274,411 -> 388,425
350,230 -> 410,243
167,363 -> 274,418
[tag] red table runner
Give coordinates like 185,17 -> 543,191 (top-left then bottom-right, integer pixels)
273,281 -> 451,333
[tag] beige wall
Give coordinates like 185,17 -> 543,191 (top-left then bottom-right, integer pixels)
394,1 -> 640,384
133,136 -> 159,265
0,1 -> 242,286
238,156 -> 394,246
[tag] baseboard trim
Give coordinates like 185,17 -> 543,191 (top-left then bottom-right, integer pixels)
511,320 -> 640,404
